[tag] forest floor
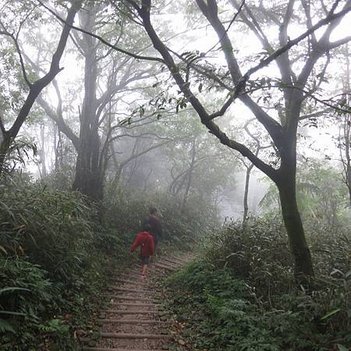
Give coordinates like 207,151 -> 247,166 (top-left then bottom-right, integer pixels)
80,252 -> 192,351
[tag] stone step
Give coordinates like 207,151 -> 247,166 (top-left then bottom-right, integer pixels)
102,309 -> 158,314
98,319 -> 168,324
152,263 -> 175,271
161,257 -> 185,265
114,278 -> 144,285
105,296 -> 156,303
89,254 -> 192,351
128,269 -> 144,275
109,302 -> 160,307
170,256 -> 192,264
155,258 -> 179,266
110,287 -> 152,293
100,332 -> 171,339
153,261 -> 176,269
119,272 -> 142,280
83,348 -> 166,351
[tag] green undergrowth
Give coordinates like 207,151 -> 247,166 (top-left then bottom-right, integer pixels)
0,181 -> 130,350
164,218 -> 351,351
0,177 -> 216,350
103,183 -> 219,250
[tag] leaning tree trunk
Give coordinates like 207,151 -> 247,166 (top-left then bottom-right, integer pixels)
0,134 -> 11,174
276,156 -> 314,284
242,164 -> 253,225
134,0 -> 317,284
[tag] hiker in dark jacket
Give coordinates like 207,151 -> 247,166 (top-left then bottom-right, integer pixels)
144,207 -> 162,252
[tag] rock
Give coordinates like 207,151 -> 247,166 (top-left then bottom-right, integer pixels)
178,339 -> 186,346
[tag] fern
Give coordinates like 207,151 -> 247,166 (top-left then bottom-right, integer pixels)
0,287 -> 30,295
0,319 -> 16,333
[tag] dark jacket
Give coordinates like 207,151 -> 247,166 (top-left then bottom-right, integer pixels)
145,214 -> 162,240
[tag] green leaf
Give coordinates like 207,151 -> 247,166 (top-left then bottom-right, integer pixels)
320,308 -> 341,321
0,311 -> 27,317
345,270 -> 351,279
0,319 -> 16,333
0,287 -> 31,295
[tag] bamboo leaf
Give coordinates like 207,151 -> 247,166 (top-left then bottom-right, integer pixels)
0,287 -> 31,295
0,319 -> 16,333
320,308 -> 341,321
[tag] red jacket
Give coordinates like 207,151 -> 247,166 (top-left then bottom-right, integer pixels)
130,231 -> 155,257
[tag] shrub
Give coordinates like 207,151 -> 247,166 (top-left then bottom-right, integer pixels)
165,218 -> 351,350
0,183 -> 96,285
165,258 -> 350,350
0,257 -> 73,350
0,179 -> 124,350
103,183 -> 218,249
165,260 -> 283,351
203,218 -> 295,298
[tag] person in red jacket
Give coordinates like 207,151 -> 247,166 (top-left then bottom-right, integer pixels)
130,224 -> 155,278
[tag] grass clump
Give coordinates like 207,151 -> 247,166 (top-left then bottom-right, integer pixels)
164,218 -> 351,351
0,181 -> 122,350
0,177 -> 218,350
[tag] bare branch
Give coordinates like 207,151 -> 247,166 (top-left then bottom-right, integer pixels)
301,0 -> 317,45
230,0 -> 273,52
245,3 -> 351,81
0,21 -> 31,87
194,0 -> 285,147
37,0 -> 164,64
203,0 -> 246,57
36,92 -> 80,150
117,139 -> 171,169
299,108 -> 334,121
6,1 -> 82,141
328,35 -> 351,50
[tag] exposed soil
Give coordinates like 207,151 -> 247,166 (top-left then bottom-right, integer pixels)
80,254 -> 192,351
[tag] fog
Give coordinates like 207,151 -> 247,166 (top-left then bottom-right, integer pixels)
1,0 -> 350,221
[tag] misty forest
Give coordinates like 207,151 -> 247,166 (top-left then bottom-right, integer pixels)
0,0 -> 351,350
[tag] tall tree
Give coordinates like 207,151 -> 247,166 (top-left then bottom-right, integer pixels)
120,0 -> 351,283
36,2 -> 159,200
338,44 -> 351,206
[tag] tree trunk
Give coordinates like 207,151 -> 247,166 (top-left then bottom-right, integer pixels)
277,165 -> 314,284
135,0 -> 316,284
39,124 -> 47,178
343,45 -> 351,206
242,164 -> 253,224
181,139 -> 196,212
72,8 -> 103,201
0,133 -> 11,174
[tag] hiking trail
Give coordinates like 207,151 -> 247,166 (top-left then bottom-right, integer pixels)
80,253 -> 192,351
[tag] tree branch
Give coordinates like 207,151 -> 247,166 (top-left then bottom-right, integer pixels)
37,0 -> 165,64
0,21 -> 32,87
8,1 -> 82,139
245,3 -> 351,82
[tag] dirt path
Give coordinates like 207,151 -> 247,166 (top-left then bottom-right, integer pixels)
80,253 -> 192,351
